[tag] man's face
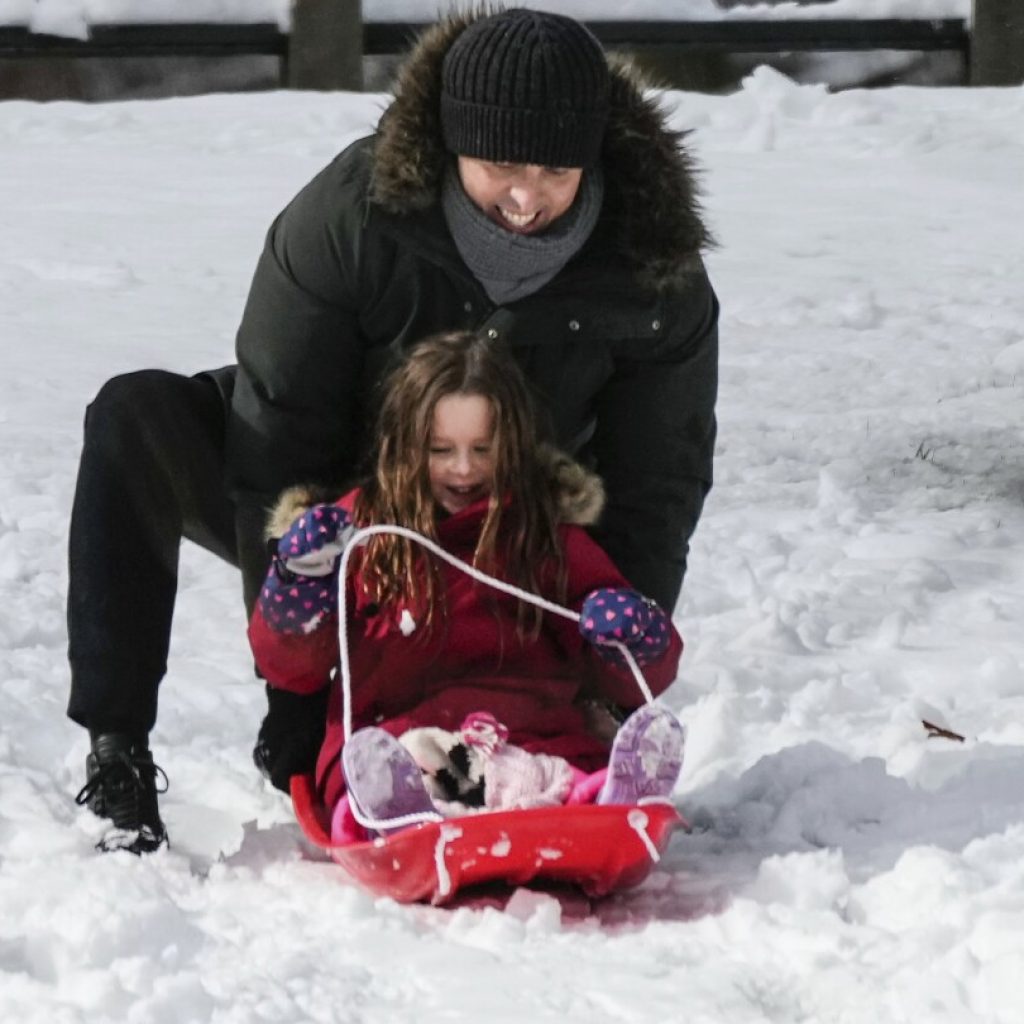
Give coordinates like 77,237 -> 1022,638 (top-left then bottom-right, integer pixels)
457,157 -> 584,236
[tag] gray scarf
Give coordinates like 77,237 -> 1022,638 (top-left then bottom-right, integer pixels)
442,164 -> 604,306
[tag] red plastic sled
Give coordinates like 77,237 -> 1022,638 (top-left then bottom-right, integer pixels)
291,774 -> 685,905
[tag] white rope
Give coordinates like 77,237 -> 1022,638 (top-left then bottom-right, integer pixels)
626,808 -> 660,863
335,524 -> 657,833
348,800 -> 443,832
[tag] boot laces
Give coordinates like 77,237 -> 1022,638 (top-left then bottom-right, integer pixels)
75,750 -> 169,851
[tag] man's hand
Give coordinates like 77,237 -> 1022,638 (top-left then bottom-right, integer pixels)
252,685 -> 330,793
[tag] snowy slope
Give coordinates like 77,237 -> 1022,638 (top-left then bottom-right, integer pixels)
1,74 -> 1023,1023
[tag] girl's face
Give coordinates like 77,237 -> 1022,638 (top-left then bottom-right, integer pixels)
428,393 -> 496,515
457,157 -> 584,236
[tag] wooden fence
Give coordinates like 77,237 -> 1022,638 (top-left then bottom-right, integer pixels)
0,2 -> 1020,93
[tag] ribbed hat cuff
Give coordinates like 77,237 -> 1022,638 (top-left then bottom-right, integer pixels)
440,95 -> 606,168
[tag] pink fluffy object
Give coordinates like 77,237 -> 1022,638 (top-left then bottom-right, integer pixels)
399,712 -> 576,813
460,711 -> 574,810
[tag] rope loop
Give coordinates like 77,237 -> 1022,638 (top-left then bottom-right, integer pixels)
335,524 -> 657,832
337,524 -> 656,741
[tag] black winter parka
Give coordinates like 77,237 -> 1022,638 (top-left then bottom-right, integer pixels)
228,12 -> 719,611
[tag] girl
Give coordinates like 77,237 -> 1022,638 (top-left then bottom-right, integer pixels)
247,332 -> 684,840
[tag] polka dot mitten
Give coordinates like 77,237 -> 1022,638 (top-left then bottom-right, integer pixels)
578,587 -> 671,667
258,504 -> 353,635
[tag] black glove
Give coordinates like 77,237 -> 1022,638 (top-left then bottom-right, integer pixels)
252,684 -> 330,793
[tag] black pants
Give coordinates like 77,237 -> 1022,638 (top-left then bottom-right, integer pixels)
66,367 -> 269,736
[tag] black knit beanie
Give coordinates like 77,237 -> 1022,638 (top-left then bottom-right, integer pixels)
440,8 -> 610,168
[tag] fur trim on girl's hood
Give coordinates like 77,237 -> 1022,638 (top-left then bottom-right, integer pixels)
265,445 -> 606,540
369,8 -> 712,293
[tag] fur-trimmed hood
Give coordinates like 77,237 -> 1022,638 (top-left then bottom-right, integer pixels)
369,8 -> 712,293
266,445 -> 605,540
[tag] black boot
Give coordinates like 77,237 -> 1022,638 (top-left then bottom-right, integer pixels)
75,733 -> 169,854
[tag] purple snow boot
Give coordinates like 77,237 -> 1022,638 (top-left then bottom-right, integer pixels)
598,705 -> 685,805
342,727 -> 439,832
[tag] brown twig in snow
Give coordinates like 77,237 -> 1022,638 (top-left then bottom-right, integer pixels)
922,719 -> 965,743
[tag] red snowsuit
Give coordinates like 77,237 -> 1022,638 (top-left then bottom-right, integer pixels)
248,481 -> 683,813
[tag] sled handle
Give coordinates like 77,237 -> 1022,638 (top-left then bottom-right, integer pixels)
336,524 -> 657,747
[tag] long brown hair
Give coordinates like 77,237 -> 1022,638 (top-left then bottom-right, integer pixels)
353,331 -> 563,634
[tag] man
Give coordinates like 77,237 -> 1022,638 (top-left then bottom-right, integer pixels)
67,8 -> 718,853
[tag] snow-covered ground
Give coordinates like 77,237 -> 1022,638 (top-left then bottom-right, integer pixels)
2,72 -> 1024,1022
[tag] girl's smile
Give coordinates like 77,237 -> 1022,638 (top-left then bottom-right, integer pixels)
428,393 -> 496,515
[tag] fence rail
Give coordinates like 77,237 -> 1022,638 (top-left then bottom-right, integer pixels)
0,14 -> 1001,92
365,18 -> 969,56
0,24 -> 286,59
0,18 -> 970,60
